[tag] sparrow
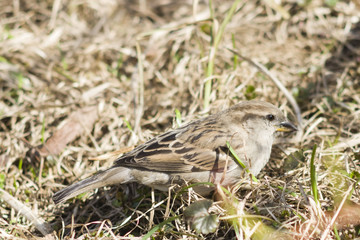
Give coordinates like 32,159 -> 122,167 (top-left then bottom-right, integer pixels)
53,100 -> 297,204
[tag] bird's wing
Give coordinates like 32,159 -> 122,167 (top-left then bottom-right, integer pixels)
113,118 -> 243,173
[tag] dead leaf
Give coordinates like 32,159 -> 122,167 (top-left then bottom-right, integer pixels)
32,106 -> 98,158
325,200 -> 360,229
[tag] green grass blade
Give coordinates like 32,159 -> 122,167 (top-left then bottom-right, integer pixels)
203,0 -> 242,110
226,141 -> 258,182
41,118 -> 46,143
174,108 -> 182,127
123,119 -> 133,131
310,144 -> 318,204
141,216 -> 179,240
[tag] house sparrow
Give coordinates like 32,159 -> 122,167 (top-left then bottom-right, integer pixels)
53,100 -> 297,204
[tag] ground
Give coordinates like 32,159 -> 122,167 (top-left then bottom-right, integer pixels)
1,0 -> 360,239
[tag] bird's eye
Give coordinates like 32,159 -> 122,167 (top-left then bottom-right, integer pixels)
266,114 -> 275,121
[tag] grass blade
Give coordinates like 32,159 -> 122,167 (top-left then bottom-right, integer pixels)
226,141 -> 258,182
310,144 -> 318,204
203,0 -> 242,110
141,216 -> 179,240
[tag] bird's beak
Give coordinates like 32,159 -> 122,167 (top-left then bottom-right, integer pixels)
276,121 -> 297,132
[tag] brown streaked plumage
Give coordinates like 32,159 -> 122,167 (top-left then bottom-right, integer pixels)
53,100 -> 297,204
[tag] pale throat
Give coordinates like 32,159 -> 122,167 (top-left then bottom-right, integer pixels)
245,125 -> 275,176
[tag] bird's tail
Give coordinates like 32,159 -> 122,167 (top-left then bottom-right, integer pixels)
53,167 -> 132,204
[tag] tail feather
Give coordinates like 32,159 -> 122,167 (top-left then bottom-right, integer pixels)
53,167 -> 132,204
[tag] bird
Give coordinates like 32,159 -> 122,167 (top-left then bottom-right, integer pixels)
53,100 -> 297,204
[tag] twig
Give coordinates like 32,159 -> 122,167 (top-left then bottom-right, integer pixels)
226,48 -> 302,128
0,188 -> 53,237
149,187 -> 155,230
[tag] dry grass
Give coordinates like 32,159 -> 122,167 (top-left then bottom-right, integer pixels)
1,0 -> 360,239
